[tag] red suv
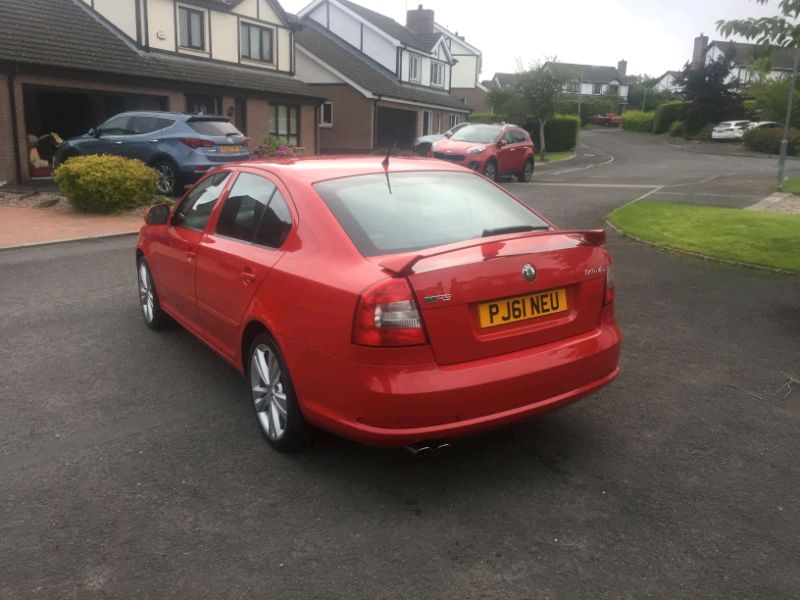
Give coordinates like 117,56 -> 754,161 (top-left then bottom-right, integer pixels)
430,124 -> 535,182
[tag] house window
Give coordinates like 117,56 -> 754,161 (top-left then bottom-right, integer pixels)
240,22 -> 274,63
431,62 -> 444,87
608,84 -> 620,96
320,102 -> 333,127
592,83 -> 603,95
422,110 -> 433,135
270,104 -> 299,146
566,80 -> 580,93
186,94 -> 221,115
410,55 -> 421,82
448,114 -> 460,129
178,6 -> 205,51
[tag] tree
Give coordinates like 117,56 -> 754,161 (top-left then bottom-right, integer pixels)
747,77 -> 800,124
515,62 -> 566,159
717,0 -> 800,181
674,56 -> 741,133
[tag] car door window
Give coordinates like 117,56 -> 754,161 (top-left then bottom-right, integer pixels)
173,171 -> 231,231
503,131 -> 515,144
98,116 -> 132,136
130,116 -> 174,134
254,189 -> 292,249
216,172 -> 277,242
511,130 -> 527,144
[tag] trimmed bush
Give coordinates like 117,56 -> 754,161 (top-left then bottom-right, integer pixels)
469,112 -> 507,124
686,124 -> 714,141
668,120 -> 685,137
621,110 -> 655,132
653,100 -> 688,134
55,155 -> 157,213
524,114 -> 580,152
743,127 -> 800,155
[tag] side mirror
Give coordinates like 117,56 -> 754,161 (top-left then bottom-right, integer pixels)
443,131 -> 453,138
88,128 -> 99,137
145,203 -> 171,225
497,139 -> 508,148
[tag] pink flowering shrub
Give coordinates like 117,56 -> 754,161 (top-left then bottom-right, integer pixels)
255,136 -> 299,158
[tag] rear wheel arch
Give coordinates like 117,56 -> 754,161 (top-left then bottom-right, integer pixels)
241,320 -> 271,374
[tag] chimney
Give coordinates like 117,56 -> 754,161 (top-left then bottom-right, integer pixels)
692,34 -> 709,69
617,59 -> 627,77
406,4 -> 435,35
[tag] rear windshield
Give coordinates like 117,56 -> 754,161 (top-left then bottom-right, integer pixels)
450,125 -> 502,143
314,171 -> 549,256
188,119 -> 242,137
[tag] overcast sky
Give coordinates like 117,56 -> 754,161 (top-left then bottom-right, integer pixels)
281,0 -> 779,79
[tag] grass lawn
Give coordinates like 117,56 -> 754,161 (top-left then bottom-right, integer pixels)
781,177 -> 800,195
538,149 -> 575,162
608,202 -> 800,273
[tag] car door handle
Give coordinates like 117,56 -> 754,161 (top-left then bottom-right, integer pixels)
114,141 -> 123,145
185,250 -> 197,261
242,267 -> 256,285
148,140 -> 160,143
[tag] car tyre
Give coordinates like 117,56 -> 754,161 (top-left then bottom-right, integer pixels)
137,257 -> 173,331
518,158 -> 534,183
248,333 -> 306,452
483,159 -> 498,181
153,159 -> 181,196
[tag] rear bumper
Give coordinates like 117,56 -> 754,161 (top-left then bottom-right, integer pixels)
280,319 -> 621,447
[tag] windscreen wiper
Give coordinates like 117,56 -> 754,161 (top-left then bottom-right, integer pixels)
482,225 -> 550,237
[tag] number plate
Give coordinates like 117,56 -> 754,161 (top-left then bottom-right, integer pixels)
219,145 -> 241,153
478,288 -> 568,328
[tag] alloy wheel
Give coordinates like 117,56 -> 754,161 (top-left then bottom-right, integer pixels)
250,345 -> 288,440
523,160 -> 533,182
155,163 -> 175,194
138,263 -> 155,323
484,161 -> 497,181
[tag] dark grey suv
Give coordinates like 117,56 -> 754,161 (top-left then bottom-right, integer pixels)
55,111 -> 249,195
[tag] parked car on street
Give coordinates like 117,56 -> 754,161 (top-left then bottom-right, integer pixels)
746,121 -> 781,131
591,113 -> 621,127
711,120 -> 751,140
413,121 -> 470,156
136,157 -> 621,453
430,123 -> 536,182
55,111 -> 249,195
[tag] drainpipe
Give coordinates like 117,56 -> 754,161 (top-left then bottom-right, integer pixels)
7,65 -> 23,184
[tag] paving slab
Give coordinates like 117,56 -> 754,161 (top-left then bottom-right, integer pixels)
0,206 -> 142,249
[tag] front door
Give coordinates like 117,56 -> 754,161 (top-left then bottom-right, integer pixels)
148,170 -> 232,334
495,131 -> 522,175
196,170 -> 294,358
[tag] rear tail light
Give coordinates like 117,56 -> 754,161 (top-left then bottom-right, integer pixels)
353,278 -> 428,346
603,264 -> 615,305
180,138 -> 215,149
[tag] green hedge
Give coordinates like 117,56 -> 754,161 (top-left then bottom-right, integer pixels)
469,112 -> 507,124
524,114 -> 580,152
621,111 -> 655,132
668,120 -> 685,137
743,127 -> 800,155
653,101 -> 688,134
54,155 -> 157,213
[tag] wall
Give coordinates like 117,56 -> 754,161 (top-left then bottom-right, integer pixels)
452,86 -> 488,112
0,72 -> 15,184
299,103 -> 317,154
90,0 -> 139,40
295,47 -> 345,84
315,85 -> 373,152
451,54 -> 478,88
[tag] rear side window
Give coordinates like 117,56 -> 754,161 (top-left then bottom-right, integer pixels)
130,117 -> 174,134
254,190 -> 292,248
216,172 -> 276,242
173,171 -> 231,231
314,171 -> 548,256
188,119 -> 241,136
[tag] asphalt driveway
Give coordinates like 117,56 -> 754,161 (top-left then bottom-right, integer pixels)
1,131 -> 799,599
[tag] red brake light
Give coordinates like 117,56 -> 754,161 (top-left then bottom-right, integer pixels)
353,278 -> 428,347
603,264 -> 615,305
180,138 -> 215,149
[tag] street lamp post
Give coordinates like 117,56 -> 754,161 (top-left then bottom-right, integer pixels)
777,47 -> 800,184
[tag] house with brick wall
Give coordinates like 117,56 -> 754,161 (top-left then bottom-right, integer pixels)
433,21 -> 489,113
0,0 -> 324,184
293,0 -> 471,152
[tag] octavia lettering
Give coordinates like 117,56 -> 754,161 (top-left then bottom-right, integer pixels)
478,288 -> 568,328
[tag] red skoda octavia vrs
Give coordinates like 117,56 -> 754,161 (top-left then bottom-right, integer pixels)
136,157 -> 621,452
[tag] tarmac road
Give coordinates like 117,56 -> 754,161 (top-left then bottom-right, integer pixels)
1,130 -> 799,599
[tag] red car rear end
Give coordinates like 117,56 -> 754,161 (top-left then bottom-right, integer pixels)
137,158 -> 620,451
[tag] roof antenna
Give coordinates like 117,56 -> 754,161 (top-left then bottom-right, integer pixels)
382,130 -> 398,194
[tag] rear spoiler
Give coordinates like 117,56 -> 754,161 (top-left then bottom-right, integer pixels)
377,229 -> 606,276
